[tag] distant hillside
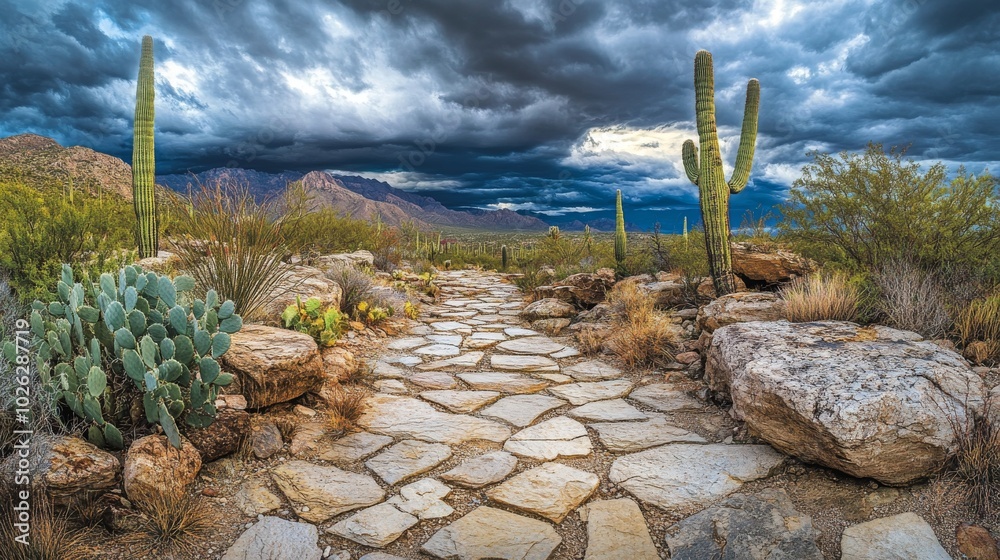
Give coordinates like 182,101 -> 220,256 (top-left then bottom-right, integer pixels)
158,167 -> 550,231
560,218 -> 642,232
0,134 -> 133,200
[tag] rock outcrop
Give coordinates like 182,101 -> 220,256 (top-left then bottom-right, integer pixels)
0,435 -> 120,504
731,241 -> 815,286
534,268 -> 616,308
223,324 -> 324,408
706,320 -> 986,485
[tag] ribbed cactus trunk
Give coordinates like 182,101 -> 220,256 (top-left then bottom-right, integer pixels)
501,245 -> 508,270
682,50 -> 759,296
614,189 -> 626,265
132,35 -> 158,259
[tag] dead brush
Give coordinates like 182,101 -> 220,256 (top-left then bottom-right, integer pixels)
0,484 -> 92,560
606,282 -> 676,369
341,360 -> 373,385
575,327 -> 605,356
955,295 -> 1000,364
942,397 -> 1000,518
779,271 -> 859,322
122,490 -> 216,559
326,386 -> 371,429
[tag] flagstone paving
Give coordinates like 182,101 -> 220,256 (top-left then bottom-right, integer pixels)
223,269 -> 786,559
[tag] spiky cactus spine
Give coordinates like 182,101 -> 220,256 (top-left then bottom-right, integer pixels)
501,245 -> 509,270
614,189 -> 626,265
132,35 -> 158,259
682,50 -> 759,296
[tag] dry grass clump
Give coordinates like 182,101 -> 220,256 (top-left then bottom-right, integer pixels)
122,490 -> 216,559
955,295 -> 1000,364
942,400 -> 1000,518
779,271 -> 859,322
575,326 -> 606,356
605,282 -> 676,369
0,485 -> 92,560
326,386 -> 371,429
874,260 -> 951,338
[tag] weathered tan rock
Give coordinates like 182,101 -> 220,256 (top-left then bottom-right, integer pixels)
234,479 -> 283,516
313,346 -> 357,406
365,440 -> 453,485
520,298 -> 576,320
487,462 -> 599,523
707,320 -> 987,485
840,512 -> 950,559
223,324 -> 324,408
270,460 -> 384,523
696,291 -> 785,333
441,451 -> 518,488
957,523 -> 1000,560
313,250 -> 375,270
250,418 -> 283,459
358,394 -> 511,444
221,516 -> 322,560
0,435 -> 120,504
530,318 -> 571,335
319,431 -> 393,464
124,435 -> 202,501
537,268 -> 616,307
327,502 -> 418,548
580,498 -> 659,560
591,416 -> 705,452
260,265 -> 343,322
135,250 -> 180,274
731,242 -> 815,285
504,416 -> 592,460
185,409 -> 250,462
422,506 -> 561,560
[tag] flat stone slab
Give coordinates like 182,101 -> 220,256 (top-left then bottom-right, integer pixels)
415,344 -> 462,357
383,355 -> 422,367
318,431 -> 394,464
431,321 -> 472,331
420,390 -> 501,413
664,489 -> 823,560
366,440 -> 453,485
388,337 -> 428,351
568,399 -> 647,422
480,394 -> 567,427
591,416 -> 706,452
580,498 -> 659,560
407,370 -> 459,390
609,444 -> 785,512
271,461 -> 385,523
488,462 -> 599,523
328,502 -> 418,548
416,351 -> 485,371
359,395 -> 511,444
222,516 -> 322,560
551,346 -> 580,359
458,372 -> 549,394
440,451 -> 518,488
427,334 -> 464,346
491,354 -> 560,372
496,336 -> 568,356
548,379 -> 633,405
504,327 -> 540,337
374,361 -> 406,379
840,512 -> 950,560
421,506 -> 562,560
504,416 -> 592,460
387,478 -> 453,519
562,360 -> 623,381
629,384 -> 705,412
374,379 -> 408,394
234,479 -> 282,516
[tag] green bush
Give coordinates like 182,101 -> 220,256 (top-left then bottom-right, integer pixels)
3,264 -> 242,449
779,143 -> 1000,274
281,296 -> 345,346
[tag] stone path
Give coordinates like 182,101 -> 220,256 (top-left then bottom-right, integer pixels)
222,269 -> 941,559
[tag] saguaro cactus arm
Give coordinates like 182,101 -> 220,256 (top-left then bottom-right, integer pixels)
728,78 -> 760,194
682,140 -> 699,184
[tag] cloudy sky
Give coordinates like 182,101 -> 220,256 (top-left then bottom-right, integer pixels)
1,0 -> 998,229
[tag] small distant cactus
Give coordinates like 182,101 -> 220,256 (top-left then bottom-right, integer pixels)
614,189 -> 627,265
548,226 -> 561,240
501,245 -> 509,270
682,50 -> 759,296
132,35 -> 158,259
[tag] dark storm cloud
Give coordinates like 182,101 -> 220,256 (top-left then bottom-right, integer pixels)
0,0 -> 998,229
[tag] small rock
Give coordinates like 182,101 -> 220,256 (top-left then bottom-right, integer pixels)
440,451 -> 518,488
328,502 -> 418,548
422,506 -> 561,560
221,516 -> 322,560
957,523 -> 1000,560
251,420 -> 284,460
124,435 -> 202,501
840,512 -> 950,560
580,498 -> 659,560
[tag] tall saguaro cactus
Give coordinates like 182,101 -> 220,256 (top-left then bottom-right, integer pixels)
682,50 -> 759,296
132,35 -> 158,259
614,189 -> 626,265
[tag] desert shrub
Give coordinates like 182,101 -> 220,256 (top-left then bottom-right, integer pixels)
779,143 -> 1000,275
326,386 -> 370,429
0,484 -> 92,560
170,182 -> 296,320
3,264 -> 242,450
281,296 -> 346,346
954,296 -> 1000,364
326,264 -> 375,315
606,282 -> 676,369
575,326 -> 606,356
873,259 -> 951,338
0,183 -> 135,301
943,400 -> 1000,517
780,272 -> 859,322
123,490 -> 216,559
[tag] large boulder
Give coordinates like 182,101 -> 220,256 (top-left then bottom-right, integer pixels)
520,298 -> 576,321
535,268 -> 615,308
312,250 -> 375,271
184,409 -> 250,462
696,291 -> 785,334
0,435 -> 120,504
706,320 -> 986,485
260,266 -> 342,324
731,242 -> 815,286
223,324 -> 324,408
123,435 -> 202,500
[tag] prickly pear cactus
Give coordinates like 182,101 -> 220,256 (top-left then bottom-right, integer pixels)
17,264 -> 242,449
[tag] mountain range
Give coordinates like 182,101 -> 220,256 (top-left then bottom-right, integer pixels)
0,134 -> 133,199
